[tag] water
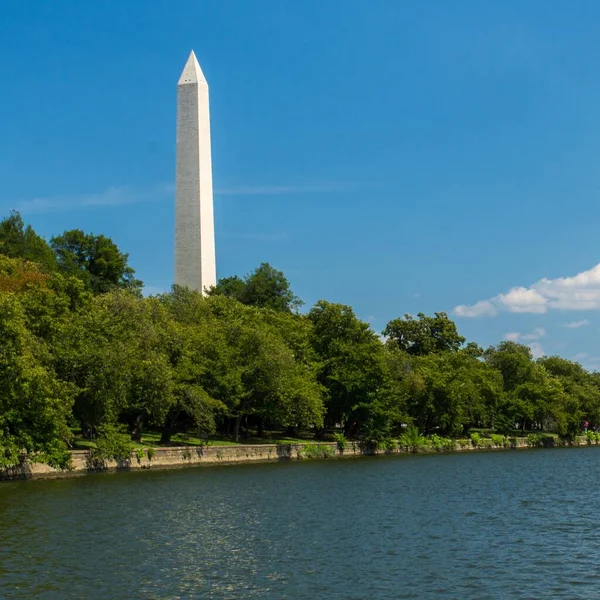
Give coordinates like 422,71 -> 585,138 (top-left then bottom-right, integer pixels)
2,448 -> 600,599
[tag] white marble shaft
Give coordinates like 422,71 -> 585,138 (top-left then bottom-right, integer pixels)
174,51 -> 216,293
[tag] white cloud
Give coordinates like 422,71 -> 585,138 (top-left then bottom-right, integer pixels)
497,287 -> 547,313
573,352 -> 600,371
13,184 -> 174,214
529,342 -> 545,359
454,263 -> 600,317
523,327 -> 546,340
564,319 -> 590,329
454,300 -> 497,317
6,182 -> 344,215
503,327 -> 545,342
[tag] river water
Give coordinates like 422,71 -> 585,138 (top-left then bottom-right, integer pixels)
2,448 -> 600,599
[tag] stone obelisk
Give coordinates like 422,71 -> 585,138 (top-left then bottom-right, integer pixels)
174,50 -> 216,293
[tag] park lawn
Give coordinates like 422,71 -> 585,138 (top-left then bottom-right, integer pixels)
139,431 -> 319,447
70,429 -> 322,450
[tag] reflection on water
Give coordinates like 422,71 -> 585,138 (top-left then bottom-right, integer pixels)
2,448 -> 600,599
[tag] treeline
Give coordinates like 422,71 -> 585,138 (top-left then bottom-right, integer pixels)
1,211 -> 599,469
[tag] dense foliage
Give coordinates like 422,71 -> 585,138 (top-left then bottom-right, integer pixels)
1,212 -> 599,468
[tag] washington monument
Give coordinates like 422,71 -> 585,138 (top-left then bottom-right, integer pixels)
174,50 -> 216,293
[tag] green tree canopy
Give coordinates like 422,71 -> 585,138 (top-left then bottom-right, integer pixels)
50,229 -> 142,295
208,262 -> 302,312
308,300 -> 394,437
0,294 -> 74,468
383,312 -> 466,356
0,211 -> 57,272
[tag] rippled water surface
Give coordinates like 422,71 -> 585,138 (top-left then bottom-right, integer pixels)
2,448 -> 600,599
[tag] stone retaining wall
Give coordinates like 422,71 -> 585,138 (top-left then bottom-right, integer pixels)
0,436 -> 593,481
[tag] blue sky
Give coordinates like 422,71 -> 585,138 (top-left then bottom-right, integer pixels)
2,1 -> 600,367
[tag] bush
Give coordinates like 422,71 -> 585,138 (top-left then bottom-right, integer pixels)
333,432 -> 347,453
470,433 -> 481,447
399,426 -> 428,453
381,438 -> 397,453
93,424 -> 134,461
299,443 -> 335,459
428,434 -> 444,451
491,434 -> 505,447
442,437 -> 456,451
428,434 -> 455,451
526,433 -> 543,448
147,446 -> 155,460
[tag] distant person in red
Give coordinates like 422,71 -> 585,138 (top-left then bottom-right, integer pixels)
584,421 -> 589,432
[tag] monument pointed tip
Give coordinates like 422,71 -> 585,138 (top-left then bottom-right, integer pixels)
178,50 -> 207,85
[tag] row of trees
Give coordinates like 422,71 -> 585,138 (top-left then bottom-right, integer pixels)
1,212 -> 599,468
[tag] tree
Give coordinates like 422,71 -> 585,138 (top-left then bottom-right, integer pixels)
485,342 -> 567,433
484,342 -> 535,392
0,294 -> 74,468
383,312 -> 466,356
203,296 -> 322,441
0,211 -> 57,272
0,255 -> 50,293
539,356 -> 600,434
50,229 -> 142,295
397,351 -> 503,435
308,300 -> 392,438
208,263 -> 302,312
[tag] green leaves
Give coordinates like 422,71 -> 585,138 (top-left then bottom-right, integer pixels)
4,213 -> 600,466
50,229 -> 143,295
208,263 -> 302,312
0,294 -> 74,468
384,312 -> 466,356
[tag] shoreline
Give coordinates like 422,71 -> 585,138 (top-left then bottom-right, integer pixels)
1,435 -> 596,482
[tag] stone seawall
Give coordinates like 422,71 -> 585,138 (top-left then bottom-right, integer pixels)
0,436 -> 594,481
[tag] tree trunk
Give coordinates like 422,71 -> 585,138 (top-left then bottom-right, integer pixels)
257,417 -> 265,438
160,425 -> 172,445
233,414 -> 243,443
131,414 -> 143,442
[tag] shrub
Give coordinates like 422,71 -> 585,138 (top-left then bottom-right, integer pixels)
333,432 -> 348,453
442,437 -> 456,451
458,439 -> 470,448
429,434 -> 444,451
479,437 -> 493,448
526,433 -> 543,448
491,434 -> 505,447
299,443 -> 335,459
428,434 -> 455,451
135,448 -> 144,463
470,433 -> 481,447
147,446 -> 155,461
92,424 -> 134,461
382,438 -> 397,453
399,426 -> 428,453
